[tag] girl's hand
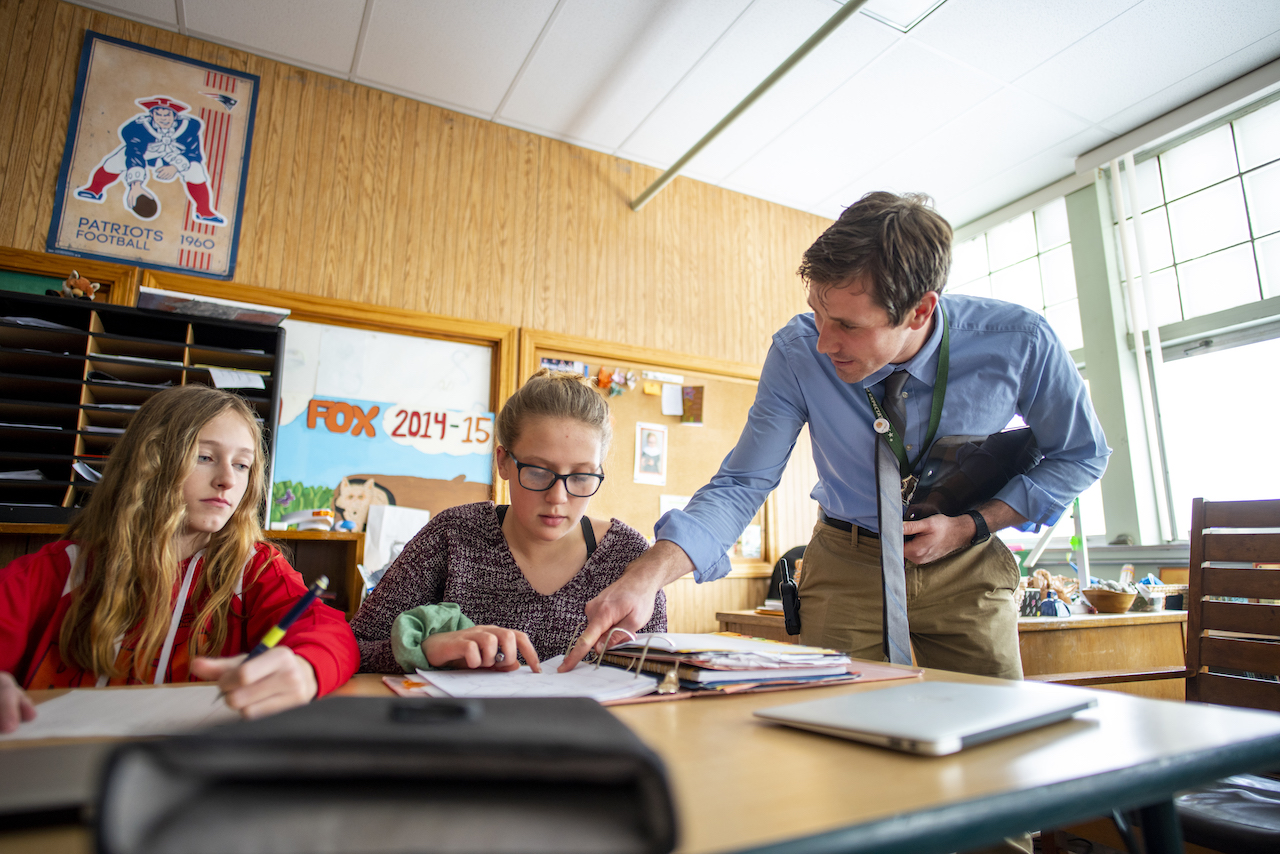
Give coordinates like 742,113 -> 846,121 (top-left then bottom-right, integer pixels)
0,671 -> 36,733
424,626 -> 541,672
190,647 -> 318,719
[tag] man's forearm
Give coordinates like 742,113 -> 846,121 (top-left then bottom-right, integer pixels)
973,500 -> 1027,535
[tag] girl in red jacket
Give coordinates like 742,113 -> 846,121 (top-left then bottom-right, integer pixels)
0,384 -> 358,733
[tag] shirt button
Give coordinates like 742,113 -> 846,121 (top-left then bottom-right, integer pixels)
906,444 -> 914,450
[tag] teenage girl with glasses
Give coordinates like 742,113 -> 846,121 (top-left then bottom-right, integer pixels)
350,369 -> 666,674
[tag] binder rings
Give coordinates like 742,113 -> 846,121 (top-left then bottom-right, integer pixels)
95,696 -> 677,854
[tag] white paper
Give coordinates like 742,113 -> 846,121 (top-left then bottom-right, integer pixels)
642,370 -> 683,384
207,367 -> 266,389
0,685 -> 239,740
365,504 -> 432,574
616,633 -> 846,658
660,383 -> 683,416
417,655 -> 657,702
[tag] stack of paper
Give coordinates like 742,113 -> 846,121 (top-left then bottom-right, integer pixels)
601,632 -> 855,689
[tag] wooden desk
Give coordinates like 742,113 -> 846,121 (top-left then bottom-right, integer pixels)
11,671 -> 1280,854
718,610 -> 1189,701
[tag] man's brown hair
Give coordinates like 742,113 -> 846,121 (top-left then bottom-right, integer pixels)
798,191 -> 953,325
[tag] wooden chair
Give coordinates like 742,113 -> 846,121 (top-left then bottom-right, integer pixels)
1045,497 -> 1280,853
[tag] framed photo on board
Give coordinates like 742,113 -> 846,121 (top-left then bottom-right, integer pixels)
47,32 -> 259,279
634,422 -> 668,486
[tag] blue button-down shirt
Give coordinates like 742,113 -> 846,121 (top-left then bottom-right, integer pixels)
656,294 -> 1111,582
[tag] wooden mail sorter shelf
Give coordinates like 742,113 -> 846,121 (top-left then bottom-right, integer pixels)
0,291 -> 284,523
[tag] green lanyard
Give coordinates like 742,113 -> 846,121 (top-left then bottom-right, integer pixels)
863,304 -> 949,478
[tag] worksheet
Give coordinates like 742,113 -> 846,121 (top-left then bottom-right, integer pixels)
416,656 -> 658,702
1,685 -> 239,740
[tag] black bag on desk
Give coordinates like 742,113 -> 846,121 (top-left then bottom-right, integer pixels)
905,427 -> 1043,521
95,696 -> 677,854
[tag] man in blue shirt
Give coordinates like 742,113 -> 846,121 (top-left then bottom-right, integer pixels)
564,192 -> 1109,678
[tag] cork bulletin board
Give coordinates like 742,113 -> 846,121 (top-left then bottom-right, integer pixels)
519,330 -> 773,575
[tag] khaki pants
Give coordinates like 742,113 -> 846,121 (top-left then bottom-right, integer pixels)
797,518 -> 1023,680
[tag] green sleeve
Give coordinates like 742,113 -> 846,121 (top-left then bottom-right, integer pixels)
390,603 -> 476,672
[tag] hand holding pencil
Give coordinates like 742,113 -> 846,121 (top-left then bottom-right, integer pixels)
190,576 -> 328,719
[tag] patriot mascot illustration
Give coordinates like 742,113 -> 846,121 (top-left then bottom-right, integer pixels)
74,96 -> 225,225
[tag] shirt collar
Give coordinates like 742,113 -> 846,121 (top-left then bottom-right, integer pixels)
860,299 -> 946,390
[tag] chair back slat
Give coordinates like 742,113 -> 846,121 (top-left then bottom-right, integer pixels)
1202,498 -> 1280,528
1191,672 -> 1280,713
1201,566 -> 1280,600
1199,601 -> 1280,637
1186,497 -> 1280,706
1199,636 -> 1280,677
1201,532 -> 1280,563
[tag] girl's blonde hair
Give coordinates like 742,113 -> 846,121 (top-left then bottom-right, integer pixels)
495,368 -> 612,458
61,384 -> 268,680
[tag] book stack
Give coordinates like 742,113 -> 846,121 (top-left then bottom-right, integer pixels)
600,632 -> 856,693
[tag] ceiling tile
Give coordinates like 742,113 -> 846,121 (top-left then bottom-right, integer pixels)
719,39 -> 1001,211
72,0 -> 179,29
183,0 -> 366,74
819,88 -> 1093,212
621,1 -> 901,183
911,0 -> 1142,82
1017,0 -> 1280,124
936,127 -> 1113,226
1098,28 -> 1280,135
357,0 -> 557,117
498,0 -> 753,150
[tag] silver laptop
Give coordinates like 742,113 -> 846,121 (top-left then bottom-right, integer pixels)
754,680 -> 1097,756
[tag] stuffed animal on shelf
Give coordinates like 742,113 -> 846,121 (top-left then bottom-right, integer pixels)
58,270 -> 100,300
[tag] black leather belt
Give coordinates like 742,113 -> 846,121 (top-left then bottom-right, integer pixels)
819,509 -> 879,539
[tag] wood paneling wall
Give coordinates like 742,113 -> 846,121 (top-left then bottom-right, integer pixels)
0,0 -> 826,369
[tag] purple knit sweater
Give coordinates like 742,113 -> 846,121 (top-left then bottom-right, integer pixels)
350,502 -> 665,671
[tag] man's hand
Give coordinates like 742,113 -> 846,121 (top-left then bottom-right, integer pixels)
902,513 -> 974,564
424,626 -> 540,672
0,672 -> 36,734
191,646 -> 318,719
560,541 -> 694,671
902,500 -> 1026,565
126,182 -> 147,209
154,164 -> 177,181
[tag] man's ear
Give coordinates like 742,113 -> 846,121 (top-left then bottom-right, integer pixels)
906,291 -> 939,330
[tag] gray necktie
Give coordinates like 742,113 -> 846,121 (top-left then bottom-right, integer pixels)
876,370 -> 911,665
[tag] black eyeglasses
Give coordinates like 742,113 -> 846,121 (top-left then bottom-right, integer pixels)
507,452 -> 605,497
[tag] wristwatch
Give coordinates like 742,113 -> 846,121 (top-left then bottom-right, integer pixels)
965,509 -> 991,546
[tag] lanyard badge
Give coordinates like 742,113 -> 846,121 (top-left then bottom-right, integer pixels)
864,304 -> 950,505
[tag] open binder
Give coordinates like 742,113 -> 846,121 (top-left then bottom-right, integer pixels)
96,696 -> 677,854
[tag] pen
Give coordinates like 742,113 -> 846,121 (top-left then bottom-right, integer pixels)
213,575 -> 328,704
246,575 -> 329,660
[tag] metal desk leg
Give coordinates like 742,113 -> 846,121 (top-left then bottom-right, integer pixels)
1137,800 -> 1184,853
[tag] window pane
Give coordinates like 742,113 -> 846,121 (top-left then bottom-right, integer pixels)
1177,243 -> 1260,319
1167,180 -> 1251,261
1035,198 -> 1070,251
989,257 -> 1042,310
1137,208 -> 1174,271
1160,336 -> 1280,536
1040,244 -> 1076,305
1118,209 -> 1174,274
1136,157 -> 1165,212
987,211 -> 1037,271
1045,299 -> 1083,352
1235,97 -> 1280,171
948,276 -> 991,298
1243,159 -> 1280,238
1143,267 -> 1183,327
1257,232 -> 1280,299
950,235 -> 989,286
1159,125 -> 1238,200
